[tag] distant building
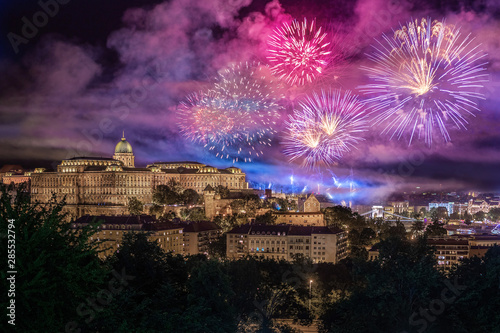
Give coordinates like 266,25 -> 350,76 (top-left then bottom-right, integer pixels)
72,215 -> 223,257
388,201 -> 413,215
269,193 -> 325,226
226,224 -> 347,263
0,164 -> 23,181
298,194 -> 321,212
368,235 -> 500,271
203,185 -> 256,219
468,198 -> 499,215
428,238 -> 469,271
469,236 -> 500,257
274,212 -> 324,226
429,202 -> 454,215
148,162 -> 249,194
453,203 -> 468,216
351,205 -> 373,216
2,171 -> 32,187
72,215 -> 184,258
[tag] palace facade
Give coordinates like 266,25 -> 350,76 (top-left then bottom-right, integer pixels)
30,134 -> 249,219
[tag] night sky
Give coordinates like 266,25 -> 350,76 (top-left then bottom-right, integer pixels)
1,0 -> 499,203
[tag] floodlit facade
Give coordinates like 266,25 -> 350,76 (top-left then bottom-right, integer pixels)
427,238 -> 469,271
368,235 -> 500,271
429,202 -> 454,215
72,215 -> 184,258
468,198 -> 500,215
181,220 -> 223,255
274,212 -> 325,226
274,194 -> 325,226
226,224 -> 347,263
30,134 -> 249,219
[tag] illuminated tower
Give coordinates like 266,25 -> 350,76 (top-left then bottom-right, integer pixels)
113,132 -> 135,167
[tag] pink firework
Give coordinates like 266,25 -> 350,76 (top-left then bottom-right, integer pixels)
268,18 -> 331,86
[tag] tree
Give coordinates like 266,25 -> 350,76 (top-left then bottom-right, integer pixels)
488,207 -> 500,222
180,207 -> 206,221
0,185 -> 108,332
163,210 -> 177,220
410,219 -> 425,238
128,196 -> 143,215
378,220 -> 407,241
319,237 -> 442,333
167,178 -> 185,195
184,260 -> 237,332
206,235 -> 227,259
474,210 -> 486,221
255,211 -> 277,225
322,206 -> 357,229
90,232 -> 190,332
230,196 -> 262,217
215,185 -> 230,199
425,220 -> 447,237
244,197 -> 261,217
230,199 -> 247,214
149,203 -> 164,217
182,189 -> 200,205
463,211 -> 473,225
436,207 -> 449,220
440,246 -> 500,332
153,180 -> 185,205
419,207 -> 427,218
213,214 -> 239,233
430,207 -> 448,221
275,198 -> 296,212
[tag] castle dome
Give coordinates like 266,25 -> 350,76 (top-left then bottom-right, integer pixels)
115,133 -> 133,154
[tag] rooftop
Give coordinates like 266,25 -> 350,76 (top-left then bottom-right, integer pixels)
179,220 -> 222,232
67,157 -> 116,161
227,224 -> 343,236
73,215 -> 156,225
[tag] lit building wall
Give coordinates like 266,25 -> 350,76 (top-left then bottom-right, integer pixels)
181,221 -> 223,256
274,212 -> 325,226
227,224 -> 346,263
72,216 -> 184,258
30,136 -> 251,219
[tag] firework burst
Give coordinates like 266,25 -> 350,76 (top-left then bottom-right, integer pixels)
282,89 -> 367,168
211,62 -> 283,141
212,62 -> 284,113
360,18 -> 488,145
177,91 -> 241,146
178,63 -> 284,162
268,18 -> 331,86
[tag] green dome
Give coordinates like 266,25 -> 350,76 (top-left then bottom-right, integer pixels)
115,137 -> 133,154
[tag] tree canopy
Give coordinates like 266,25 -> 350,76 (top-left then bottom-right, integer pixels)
0,185 -> 108,332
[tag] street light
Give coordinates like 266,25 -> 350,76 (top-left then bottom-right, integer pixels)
309,280 -> 313,311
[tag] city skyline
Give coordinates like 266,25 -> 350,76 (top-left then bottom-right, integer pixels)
1,0 -> 499,203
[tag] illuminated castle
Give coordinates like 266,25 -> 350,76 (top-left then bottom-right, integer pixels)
30,134 -> 249,219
